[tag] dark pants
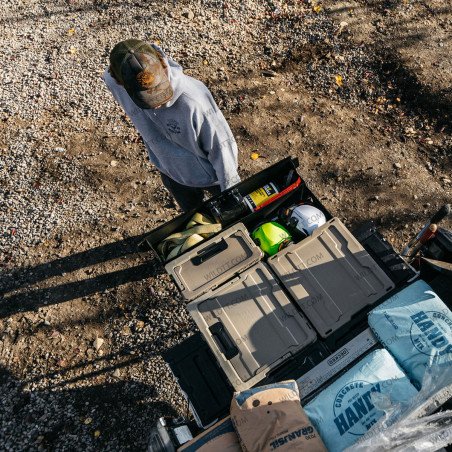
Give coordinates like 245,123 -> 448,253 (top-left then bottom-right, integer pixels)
160,173 -> 222,212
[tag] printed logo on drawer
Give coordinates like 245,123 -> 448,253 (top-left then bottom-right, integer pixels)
202,253 -> 248,282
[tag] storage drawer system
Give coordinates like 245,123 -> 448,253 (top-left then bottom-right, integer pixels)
187,262 -> 316,391
143,157 -> 416,428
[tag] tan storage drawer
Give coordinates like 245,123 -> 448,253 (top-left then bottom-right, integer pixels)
268,218 -> 395,338
166,223 -> 262,301
187,262 -> 316,391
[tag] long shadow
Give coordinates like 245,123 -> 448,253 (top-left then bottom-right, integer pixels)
0,231 -> 153,295
0,230 -> 166,318
374,49 -> 452,134
21,323 -> 193,388
0,261 -> 162,319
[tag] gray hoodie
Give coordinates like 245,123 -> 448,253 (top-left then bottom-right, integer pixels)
102,45 -> 240,191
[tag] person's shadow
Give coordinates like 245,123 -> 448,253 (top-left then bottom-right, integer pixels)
0,232 -> 161,319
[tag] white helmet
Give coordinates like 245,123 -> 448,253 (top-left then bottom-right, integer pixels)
287,204 -> 326,236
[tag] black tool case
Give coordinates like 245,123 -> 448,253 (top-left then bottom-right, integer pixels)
353,221 -> 418,286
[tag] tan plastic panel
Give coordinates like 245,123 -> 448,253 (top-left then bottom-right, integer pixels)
187,262 -> 316,391
268,218 -> 395,338
166,223 -> 263,301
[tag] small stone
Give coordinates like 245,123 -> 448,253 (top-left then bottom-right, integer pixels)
413,194 -> 418,200
84,417 -> 93,425
182,9 -> 194,20
53,147 -> 65,152
122,326 -> 131,336
113,369 -> 121,378
370,195 -> 380,201
393,162 -> 402,169
110,160 -> 118,167
339,21 -> 348,32
262,69 -> 277,77
93,337 -> 104,351
442,178 -> 451,184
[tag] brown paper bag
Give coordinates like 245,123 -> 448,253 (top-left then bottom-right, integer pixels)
230,381 -> 326,452
178,416 -> 242,452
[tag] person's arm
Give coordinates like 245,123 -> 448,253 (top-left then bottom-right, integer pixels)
198,108 -> 240,191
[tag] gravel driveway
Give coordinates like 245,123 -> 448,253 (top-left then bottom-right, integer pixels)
1,0 -> 451,450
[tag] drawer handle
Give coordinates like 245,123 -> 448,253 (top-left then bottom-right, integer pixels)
192,239 -> 228,265
209,322 -> 239,360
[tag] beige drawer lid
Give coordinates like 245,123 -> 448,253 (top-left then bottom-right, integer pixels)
268,217 -> 395,338
166,223 -> 263,301
187,262 -> 316,392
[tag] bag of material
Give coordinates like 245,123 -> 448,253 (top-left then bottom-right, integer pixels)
345,363 -> 452,451
178,417 -> 241,452
230,380 -> 326,452
303,349 -> 418,452
368,279 -> 452,387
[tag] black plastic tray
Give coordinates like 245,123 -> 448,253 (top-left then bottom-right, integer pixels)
162,333 -> 233,428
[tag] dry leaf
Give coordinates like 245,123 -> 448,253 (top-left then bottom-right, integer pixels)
335,75 -> 343,87
94,430 -> 101,438
313,4 -> 323,13
69,46 -> 77,55
68,28 -> 76,36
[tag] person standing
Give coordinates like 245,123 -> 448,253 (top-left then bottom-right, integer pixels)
103,39 -> 240,212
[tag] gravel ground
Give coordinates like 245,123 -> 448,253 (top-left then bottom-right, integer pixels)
0,0 -> 451,450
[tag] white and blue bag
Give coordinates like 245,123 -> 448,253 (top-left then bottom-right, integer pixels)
304,349 -> 418,451
368,279 -> 452,387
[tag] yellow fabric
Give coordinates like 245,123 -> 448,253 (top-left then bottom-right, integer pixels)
158,213 -> 221,260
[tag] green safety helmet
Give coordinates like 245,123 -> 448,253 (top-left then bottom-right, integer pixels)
251,222 -> 292,256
